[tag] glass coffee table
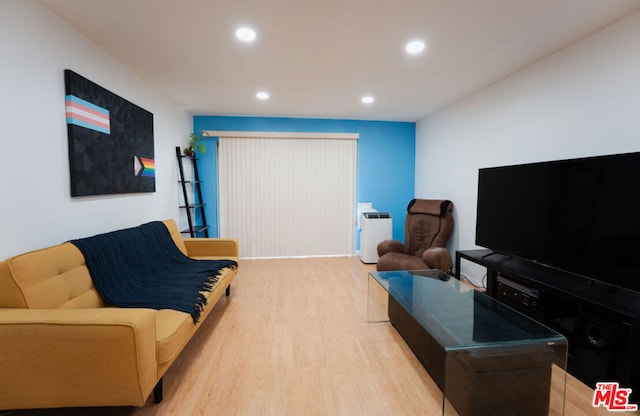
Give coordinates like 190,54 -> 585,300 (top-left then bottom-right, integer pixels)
369,269 -> 567,416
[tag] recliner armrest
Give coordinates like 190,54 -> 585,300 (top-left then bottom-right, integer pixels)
422,247 -> 453,273
377,240 -> 404,257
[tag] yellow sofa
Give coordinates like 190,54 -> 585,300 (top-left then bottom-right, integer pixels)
0,219 -> 238,410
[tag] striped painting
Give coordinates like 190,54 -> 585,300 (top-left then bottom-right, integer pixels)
65,70 -> 155,196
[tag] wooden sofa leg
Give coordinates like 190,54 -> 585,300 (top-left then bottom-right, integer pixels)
225,285 -> 231,296
153,378 -> 163,403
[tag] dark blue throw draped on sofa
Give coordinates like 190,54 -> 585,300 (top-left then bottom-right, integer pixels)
71,221 -> 237,323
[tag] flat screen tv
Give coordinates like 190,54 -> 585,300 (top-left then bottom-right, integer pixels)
476,151 -> 640,294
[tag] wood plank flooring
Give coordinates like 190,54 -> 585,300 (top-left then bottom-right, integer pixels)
9,257 -> 639,415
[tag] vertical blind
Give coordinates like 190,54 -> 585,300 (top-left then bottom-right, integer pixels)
217,135 -> 357,258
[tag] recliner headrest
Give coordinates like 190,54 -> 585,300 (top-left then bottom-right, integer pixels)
407,199 -> 453,217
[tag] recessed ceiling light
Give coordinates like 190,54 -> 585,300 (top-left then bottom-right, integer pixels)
361,95 -> 374,104
236,27 -> 257,42
405,39 -> 426,55
256,91 -> 269,100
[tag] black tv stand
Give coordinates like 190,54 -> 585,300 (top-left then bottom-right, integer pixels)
480,251 -> 512,261
480,250 -> 498,259
455,249 -> 640,399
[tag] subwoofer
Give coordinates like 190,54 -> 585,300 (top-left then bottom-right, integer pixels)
573,314 -> 617,386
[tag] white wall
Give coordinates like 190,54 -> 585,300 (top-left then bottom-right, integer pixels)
415,10 -> 640,286
0,0 -> 191,259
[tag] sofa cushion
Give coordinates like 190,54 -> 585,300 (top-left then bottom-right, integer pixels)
0,242 -> 103,309
155,309 -> 193,365
154,265 -> 234,365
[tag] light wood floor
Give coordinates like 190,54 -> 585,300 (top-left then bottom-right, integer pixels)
11,257 -> 639,415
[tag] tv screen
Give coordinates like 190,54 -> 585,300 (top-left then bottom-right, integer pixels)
476,152 -> 640,294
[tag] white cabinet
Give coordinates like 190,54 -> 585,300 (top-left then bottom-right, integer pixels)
360,212 -> 392,264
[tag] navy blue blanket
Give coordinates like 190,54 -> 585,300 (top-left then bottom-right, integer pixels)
71,221 -> 237,323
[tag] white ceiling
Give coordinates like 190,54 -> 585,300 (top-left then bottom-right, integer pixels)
40,0 -> 640,122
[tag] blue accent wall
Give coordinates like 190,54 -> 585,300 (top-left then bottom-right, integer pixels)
192,116 -> 415,249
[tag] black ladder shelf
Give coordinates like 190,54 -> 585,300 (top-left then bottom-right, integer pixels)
176,146 -> 209,237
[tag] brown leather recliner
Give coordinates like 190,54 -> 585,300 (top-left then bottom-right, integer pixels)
376,199 -> 454,273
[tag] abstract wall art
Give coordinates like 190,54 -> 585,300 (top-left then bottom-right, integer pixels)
64,69 -> 155,196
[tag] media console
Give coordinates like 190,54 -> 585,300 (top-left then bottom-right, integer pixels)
455,249 -> 640,399
369,269 -> 567,415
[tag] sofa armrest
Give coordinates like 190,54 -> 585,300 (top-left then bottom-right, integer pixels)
0,308 -> 158,409
377,240 -> 404,257
183,238 -> 239,258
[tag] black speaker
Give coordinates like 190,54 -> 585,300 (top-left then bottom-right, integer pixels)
573,313 -> 617,386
